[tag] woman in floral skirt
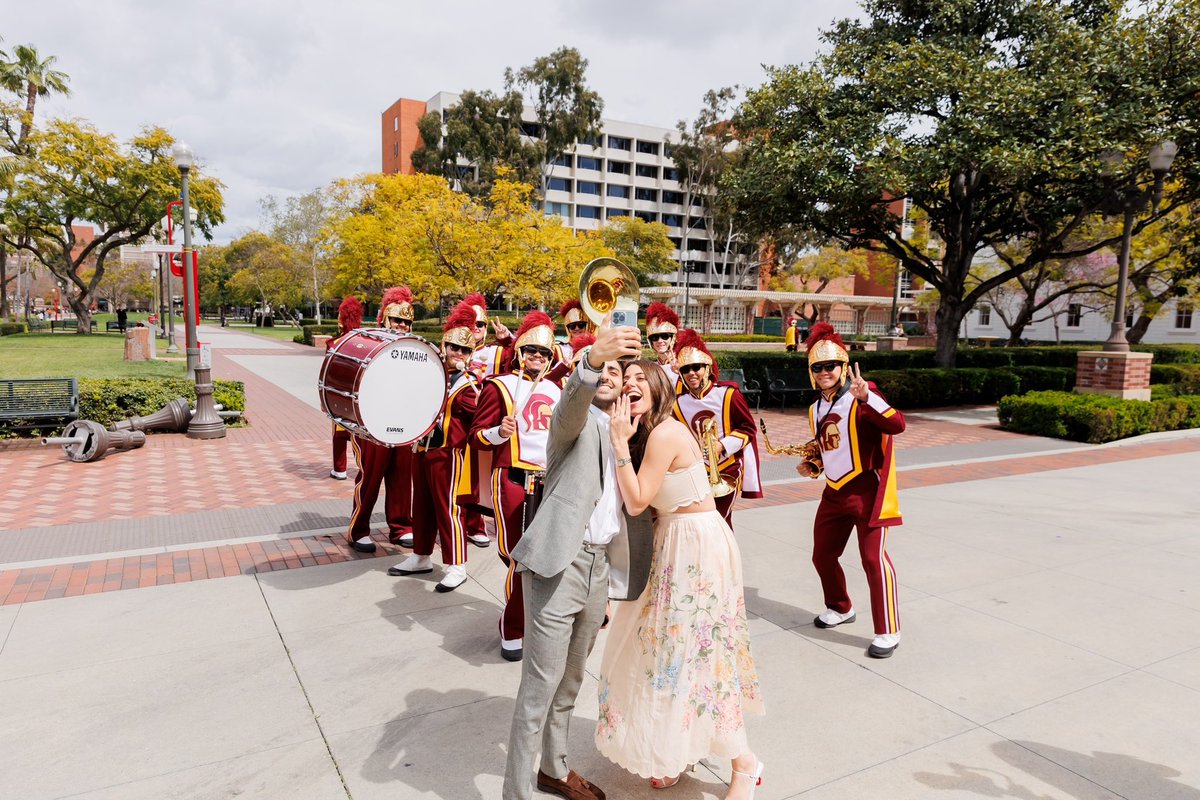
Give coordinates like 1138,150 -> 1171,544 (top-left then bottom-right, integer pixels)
596,360 -> 765,799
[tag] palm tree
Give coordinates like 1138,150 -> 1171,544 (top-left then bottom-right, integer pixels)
0,44 -> 70,149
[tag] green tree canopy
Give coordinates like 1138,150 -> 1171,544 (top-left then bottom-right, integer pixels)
729,0 -> 1200,365
599,215 -> 673,287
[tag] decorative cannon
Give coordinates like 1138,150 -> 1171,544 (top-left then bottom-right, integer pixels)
42,420 -> 147,463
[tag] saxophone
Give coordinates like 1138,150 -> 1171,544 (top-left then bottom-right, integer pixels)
758,418 -> 823,478
699,418 -> 735,497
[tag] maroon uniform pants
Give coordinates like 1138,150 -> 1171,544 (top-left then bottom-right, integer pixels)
715,491 -> 735,530
812,472 -> 900,635
411,449 -> 467,565
332,425 -> 351,474
492,467 -> 530,642
347,436 -> 413,544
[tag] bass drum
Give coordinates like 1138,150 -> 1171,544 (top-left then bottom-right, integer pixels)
318,329 -> 447,447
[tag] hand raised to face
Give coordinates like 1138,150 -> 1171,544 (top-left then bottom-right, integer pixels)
848,362 -> 868,401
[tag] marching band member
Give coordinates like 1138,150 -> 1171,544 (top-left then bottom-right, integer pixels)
329,295 -> 362,481
465,292 -> 513,380
389,302 -> 482,592
556,299 -> 592,364
671,329 -> 763,530
802,322 -> 905,658
344,286 -> 416,553
644,302 -> 680,385
470,310 -> 563,662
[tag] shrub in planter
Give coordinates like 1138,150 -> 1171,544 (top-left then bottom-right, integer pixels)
76,378 -> 247,429
1151,364 -> 1200,395
998,390 -> 1200,443
298,324 -> 341,345
0,321 -> 28,335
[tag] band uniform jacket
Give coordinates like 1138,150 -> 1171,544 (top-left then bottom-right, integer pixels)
674,381 -> 764,499
808,382 -> 905,527
510,367 -> 654,601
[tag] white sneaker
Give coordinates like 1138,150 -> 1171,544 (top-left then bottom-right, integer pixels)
395,533 -> 414,548
466,532 -> 490,548
500,637 -> 523,662
387,554 -> 432,576
815,608 -> 856,628
868,632 -> 901,658
329,469 -> 348,480
435,564 -> 468,593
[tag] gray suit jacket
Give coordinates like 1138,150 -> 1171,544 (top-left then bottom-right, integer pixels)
510,367 -> 654,600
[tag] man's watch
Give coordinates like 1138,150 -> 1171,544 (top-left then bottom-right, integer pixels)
579,346 -> 601,372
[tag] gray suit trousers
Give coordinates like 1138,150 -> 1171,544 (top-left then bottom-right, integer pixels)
502,542 -> 610,800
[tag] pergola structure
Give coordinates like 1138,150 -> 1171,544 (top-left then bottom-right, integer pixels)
639,286 -> 914,335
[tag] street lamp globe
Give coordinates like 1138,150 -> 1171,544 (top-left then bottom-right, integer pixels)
1148,140 -> 1178,176
172,141 -> 194,171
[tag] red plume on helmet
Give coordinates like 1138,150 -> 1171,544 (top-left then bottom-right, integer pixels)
337,296 -> 363,331
445,302 -> 478,333
569,331 -> 596,354
673,328 -> 719,380
644,302 -> 680,334
377,286 -> 413,324
806,322 -> 845,350
464,292 -> 488,311
558,299 -> 583,319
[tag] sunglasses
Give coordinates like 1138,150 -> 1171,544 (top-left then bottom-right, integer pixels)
445,343 -> 473,355
648,333 -> 673,343
474,321 -> 487,329
810,362 -> 841,374
521,346 -> 552,358
679,364 -> 706,375
389,316 -> 412,326
566,320 -> 589,331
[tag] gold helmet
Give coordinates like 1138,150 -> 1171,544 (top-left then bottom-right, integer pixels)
464,292 -> 488,325
379,286 -> 414,324
442,302 -> 478,350
674,329 -> 719,391
645,302 -> 680,337
805,322 -> 850,389
513,310 -> 557,352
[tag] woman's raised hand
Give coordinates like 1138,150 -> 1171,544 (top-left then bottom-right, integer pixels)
609,393 -> 640,444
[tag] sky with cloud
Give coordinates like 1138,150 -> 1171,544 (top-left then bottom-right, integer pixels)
3,0 -> 861,242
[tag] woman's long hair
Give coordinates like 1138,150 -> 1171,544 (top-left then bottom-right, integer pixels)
624,359 -> 677,469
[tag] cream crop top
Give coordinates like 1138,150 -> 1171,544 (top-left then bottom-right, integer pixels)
650,460 -> 712,512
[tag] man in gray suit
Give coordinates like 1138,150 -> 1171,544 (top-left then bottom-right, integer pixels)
502,319 -> 649,800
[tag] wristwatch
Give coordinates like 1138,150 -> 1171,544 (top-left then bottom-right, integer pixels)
616,456 -> 633,467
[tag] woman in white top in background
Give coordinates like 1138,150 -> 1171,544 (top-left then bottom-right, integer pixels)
596,359 -> 765,799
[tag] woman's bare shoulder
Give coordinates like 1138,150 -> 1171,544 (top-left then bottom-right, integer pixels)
649,418 -> 693,442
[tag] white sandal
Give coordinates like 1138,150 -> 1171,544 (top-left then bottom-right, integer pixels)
728,761 -> 764,799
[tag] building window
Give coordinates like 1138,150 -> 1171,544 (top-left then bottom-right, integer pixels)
521,121 -> 541,138
607,135 -> 631,150
663,167 -> 680,181
1066,303 -> 1083,327
393,142 -> 398,158
1176,302 -> 1194,329
662,190 -> 683,205
548,177 -> 572,193
393,117 -> 399,132
576,205 -> 602,220
635,210 -> 658,223
686,238 -> 709,251
606,209 -> 630,220
688,216 -> 706,231
607,185 -> 630,199
636,140 -> 660,156
552,153 -> 573,168
661,214 -> 682,228
577,156 -> 601,171
635,187 -> 658,202
978,304 -> 991,327
668,236 -> 682,249
577,181 -> 601,195
581,134 -> 600,147
544,202 -> 571,219
1126,306 -> 1136,328
607,160 -> 631,175
635,164 -> 658,179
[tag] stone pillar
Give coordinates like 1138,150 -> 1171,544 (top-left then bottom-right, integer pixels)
854,307 -> 867,336
742,303 -> 755,335
312,334 -> 332,350
1075,350 -> 1153,401
876,335 -> 907,352
816,303 -> 832,323
123,327 -> 153,361
700,301 -> 715,335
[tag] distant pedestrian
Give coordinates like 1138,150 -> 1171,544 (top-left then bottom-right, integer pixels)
785,318 -> 798,352
116,306 -> 128,333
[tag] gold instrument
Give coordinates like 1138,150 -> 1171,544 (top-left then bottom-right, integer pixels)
700,418 -> 735,498
758,418 -> 823,478
580,257 -> 640,334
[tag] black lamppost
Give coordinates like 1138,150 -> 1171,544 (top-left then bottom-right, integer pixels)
1101,141 -> 1178,353
173,141 -> 225,440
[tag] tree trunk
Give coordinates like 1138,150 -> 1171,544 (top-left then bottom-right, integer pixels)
66,291 -> 93,334
0,245 -> 9,319
1126,312 -> 1154,345
20,83 -> 37,147
933,297 -> 968,368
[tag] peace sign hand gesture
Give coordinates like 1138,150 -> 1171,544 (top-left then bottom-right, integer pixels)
848,362 -> 869,402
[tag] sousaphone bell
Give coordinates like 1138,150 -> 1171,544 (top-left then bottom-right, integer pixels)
580,257 -> 640,333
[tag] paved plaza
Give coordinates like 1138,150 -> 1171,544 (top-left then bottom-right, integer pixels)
2,326 -> 1199,799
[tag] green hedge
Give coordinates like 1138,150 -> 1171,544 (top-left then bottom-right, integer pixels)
867,366 -> 1075,408
296,324 -> 341,345
1,322 -> 27,336
998,390 -> 1200,443
77,378 -> 246,428
1150,363 -> 1200,396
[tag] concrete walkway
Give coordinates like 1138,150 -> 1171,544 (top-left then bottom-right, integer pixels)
1,448 -> 1197,799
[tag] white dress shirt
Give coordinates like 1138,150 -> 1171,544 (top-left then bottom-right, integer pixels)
577,351 -> 623,545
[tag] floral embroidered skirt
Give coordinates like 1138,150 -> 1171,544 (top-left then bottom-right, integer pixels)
595,509 -> 764,778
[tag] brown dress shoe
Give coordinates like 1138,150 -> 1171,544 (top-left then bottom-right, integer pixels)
536,769 -> 605,800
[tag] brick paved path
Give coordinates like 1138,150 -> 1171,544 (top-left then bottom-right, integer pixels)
5,325 -> 1195,606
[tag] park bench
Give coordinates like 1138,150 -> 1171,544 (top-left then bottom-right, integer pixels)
0,378 -> 79,429
764,368 -> 812,410
723,368 -> 762,411
49,319 -> 97,332
105,321 -> 124,332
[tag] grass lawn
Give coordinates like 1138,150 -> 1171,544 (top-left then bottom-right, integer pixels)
0,332 -> 187,379
224,323 -> 303,341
